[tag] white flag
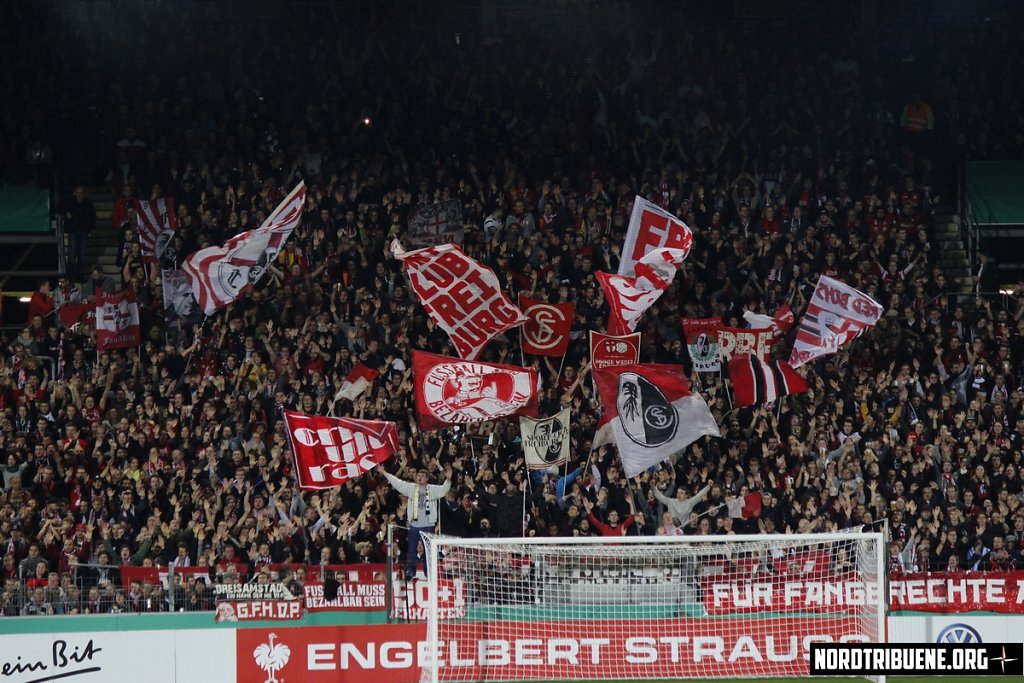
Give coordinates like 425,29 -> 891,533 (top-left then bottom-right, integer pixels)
520,409 -> 571,471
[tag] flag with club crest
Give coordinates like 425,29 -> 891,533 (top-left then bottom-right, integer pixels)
134,196 -> 179,263
681,317 -> 722,372
593,363 -> 720,478
95,288 -> 141,350
520,409 -> 571,471
182,182 -> 306,316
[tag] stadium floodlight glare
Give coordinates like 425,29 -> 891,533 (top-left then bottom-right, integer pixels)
420,532 -> 886,683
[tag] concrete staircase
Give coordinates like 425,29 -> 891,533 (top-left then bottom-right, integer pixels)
76,185 -> 121,285
933,213 -> 974,295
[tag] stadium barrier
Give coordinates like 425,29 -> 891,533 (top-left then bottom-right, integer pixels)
0,613 -> 1009,682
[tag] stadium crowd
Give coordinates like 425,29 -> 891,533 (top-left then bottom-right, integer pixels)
2,1 -> 1024,615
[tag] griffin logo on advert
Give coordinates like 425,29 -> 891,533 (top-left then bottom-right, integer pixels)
616,372 -> 678,447
422,363 -> 532,424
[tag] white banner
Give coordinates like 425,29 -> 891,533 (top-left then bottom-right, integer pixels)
520,409 -> 571,470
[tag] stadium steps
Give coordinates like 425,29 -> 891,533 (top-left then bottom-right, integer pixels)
933,213 -> 973,293
81,186 -> 121,284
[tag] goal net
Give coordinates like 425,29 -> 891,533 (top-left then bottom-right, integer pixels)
420,532 -> 886,683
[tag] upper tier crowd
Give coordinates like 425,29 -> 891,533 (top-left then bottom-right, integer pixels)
1,1 -> 1024,615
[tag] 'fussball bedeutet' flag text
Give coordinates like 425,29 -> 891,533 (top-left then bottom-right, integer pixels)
412,351 -> 538,431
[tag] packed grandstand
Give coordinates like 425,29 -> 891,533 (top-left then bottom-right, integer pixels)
1,0 -> 1023,617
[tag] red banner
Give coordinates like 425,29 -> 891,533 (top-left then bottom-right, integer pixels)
518,294 -> 573,356
283,411 -> 399,490
589,330 -> 641,370
215,600 -> 303,622
235,618 -> 868,683
412,351 -> 538,431
889,571 -> 1024,613
702,571 -> 872,616
95,288 -> 141,350
58,302 -> 95,329
397,244 -> 527,359
701,570 -> 1024,615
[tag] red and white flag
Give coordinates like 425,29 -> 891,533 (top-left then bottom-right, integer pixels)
593,363 -> 720,478
134,197 -> 178,263
789,275 -> 883,368
284,411 -> 399,490
728,354 -> 808,408
717,326 -> 777,362
183,182 -> 306,316
412,351 -> 538,431
589,331 -> 641,370
727,492 -> 763,520
519,294 -> 573,357
774,302 -> 795,331
598,247 -> 690,335
618,196 -> 694,277
95,288 -> 141,350
397,244 -> 527,359
335,362 -> 379,402
743,303 -> 795,333
681,317 -> 723,372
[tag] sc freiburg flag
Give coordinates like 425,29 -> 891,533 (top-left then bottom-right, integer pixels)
728,354 -> 808,408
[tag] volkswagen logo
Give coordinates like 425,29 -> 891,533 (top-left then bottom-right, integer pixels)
936,623 -> 981,644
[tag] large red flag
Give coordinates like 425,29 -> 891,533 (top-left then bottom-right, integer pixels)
593,363 -> 720,478
519,294 -> 573,356
284,411 -> 399,490
95,288 -> 141,350
183,183 -> 306,315
412,351 -> 538,431
598,247 -> 690,335
397,244 -> 527,360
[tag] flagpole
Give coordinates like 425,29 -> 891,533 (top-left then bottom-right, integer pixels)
522,474 -> 530,537
182,315 -> 209,377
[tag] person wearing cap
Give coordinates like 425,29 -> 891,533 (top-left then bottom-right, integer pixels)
380,465 -> 452,579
